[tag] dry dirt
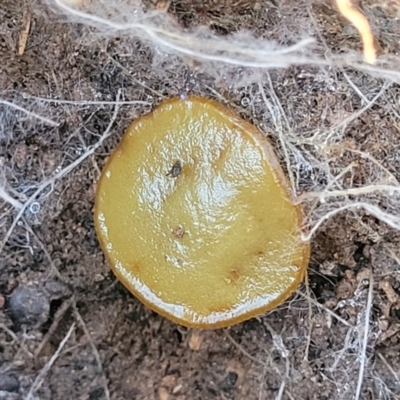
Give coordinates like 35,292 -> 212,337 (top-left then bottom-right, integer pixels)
1,0 -> 400,399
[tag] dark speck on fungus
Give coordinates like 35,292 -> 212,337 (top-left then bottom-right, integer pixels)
166,160 -> 182,178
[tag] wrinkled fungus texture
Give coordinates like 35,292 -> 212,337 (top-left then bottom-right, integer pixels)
95,96 -> 309,328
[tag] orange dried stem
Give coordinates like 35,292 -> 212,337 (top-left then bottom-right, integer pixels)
336,0 -> 376,64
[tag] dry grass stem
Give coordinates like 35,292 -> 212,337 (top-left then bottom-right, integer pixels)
331,83 -> 389,133
26,95 -> 152,106
73,303 -> 110,400
18,6 -> 31,56
275,380 -> 285,400
335,0 -> 376,63
223,330 -> 265,366
354,271 -> 374,400
35,298 -> 74,358
21,217 -> 63,279
303,202 -> 400,241
26,323 -> 76,400
0,187 -> 24,210
295,289 -> 354,328
298,184 -> 400,203
377,352 -> 400,382
0,324 -> 19,342
0,99 -> 59,127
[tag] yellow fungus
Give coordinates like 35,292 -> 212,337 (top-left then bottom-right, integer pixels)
94,96 -> 309,329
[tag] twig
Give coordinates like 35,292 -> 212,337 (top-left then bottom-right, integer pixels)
376,352 -> 400,382
354,271 -> 373,400
18,6 -> 31,56
35,298 -> 74,358
302,202 -> 400,241
0,187 -> 23,210
26,323 -> 76,400
26,95 -> 151,106
275,380 -> 285,400
383,245 -> 400,267
286,391 -> 295,400
337,146 -> 399,185
301,163 -> 355,229
335,0 -> 376,64
73,303 -> 110,400
0,324 -> 19,342
303,272 -> 313,361
263,322 -> 288,359
298,184 -> 400,203
343,71 -> 370,105
259,77 -> 296,193
0,99 -> 59,127
329,327 -> 354,372
106,55 -> 166,99
295,289 -> 354,328
0,90 -> 122,255
223,330 -> 264,366
331,82 -> 389,133
22,217 -> 62,279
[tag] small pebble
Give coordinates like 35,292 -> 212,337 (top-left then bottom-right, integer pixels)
8,285 -> 50,328
88,387 -> 104,400
188,331 -> 203,351
158,387 -> 169,400
219,371 -> 238,391
0,373 -> 19,392
43,279 -> 72,300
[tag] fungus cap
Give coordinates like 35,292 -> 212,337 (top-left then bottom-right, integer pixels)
94,96 -> 309,329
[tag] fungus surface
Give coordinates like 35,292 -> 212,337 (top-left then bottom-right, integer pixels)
94,96 -> 309,329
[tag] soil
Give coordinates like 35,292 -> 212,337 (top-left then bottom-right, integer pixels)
1,0 -> 400,399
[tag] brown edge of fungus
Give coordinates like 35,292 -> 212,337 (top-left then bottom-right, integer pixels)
94,95 -> 310,329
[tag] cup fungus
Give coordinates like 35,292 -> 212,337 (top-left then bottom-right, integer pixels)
94,96 -> 309,329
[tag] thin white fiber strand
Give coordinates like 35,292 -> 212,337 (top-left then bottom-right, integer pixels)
52,0 -> 400,83
53,0 -> 317,68
303,202 -> 400,241
0,99 -> 59,127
